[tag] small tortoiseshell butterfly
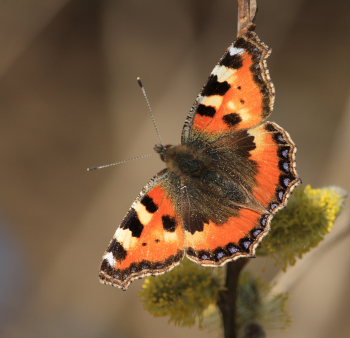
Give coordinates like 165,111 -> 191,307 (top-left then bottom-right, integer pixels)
99,29 -> 300,290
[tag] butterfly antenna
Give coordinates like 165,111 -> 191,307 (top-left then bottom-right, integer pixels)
137,77 -> 163,146
87,153 -> 156,172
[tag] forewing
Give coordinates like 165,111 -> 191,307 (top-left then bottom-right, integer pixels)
182,31 -> 274,142
99,170 -> 184,289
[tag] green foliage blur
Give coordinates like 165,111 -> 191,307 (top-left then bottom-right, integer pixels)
140,259 -> 221,327
258,185 -> 347,268
237,272 -> 290,331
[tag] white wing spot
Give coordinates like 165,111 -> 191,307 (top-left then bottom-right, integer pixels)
212,65 -> 236,82
114,228 -> 133,249
134,202 -> 153,225
164,232 -> 178,243
227,101 -> 237,110
201,95 -> 223,109
103,252 -> 116,267
237,108 -> 250,122
229,46 -> 245,56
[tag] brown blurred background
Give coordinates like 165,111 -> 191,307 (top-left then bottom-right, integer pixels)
0,0 -> 349,337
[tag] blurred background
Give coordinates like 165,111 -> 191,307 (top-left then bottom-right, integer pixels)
0,0 -> 349,337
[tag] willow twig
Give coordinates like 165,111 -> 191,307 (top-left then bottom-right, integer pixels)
237,0 -> 257,37
217,258 -> 249,338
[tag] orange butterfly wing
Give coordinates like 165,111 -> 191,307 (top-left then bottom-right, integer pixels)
182,31 -> 299,265
99,171 -> 184,289
182,31 -> 274,141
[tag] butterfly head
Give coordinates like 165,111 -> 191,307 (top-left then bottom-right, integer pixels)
154,144 -> 172,162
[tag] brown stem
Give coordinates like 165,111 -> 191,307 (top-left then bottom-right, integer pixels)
237,0 -> 257,37
217,258 -> 249,338
242,323 -> 266,338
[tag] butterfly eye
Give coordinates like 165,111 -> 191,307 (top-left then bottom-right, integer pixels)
154,144 -> 174,162
154,144 -> 165,154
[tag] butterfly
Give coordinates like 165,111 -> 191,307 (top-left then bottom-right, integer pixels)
99,29 -> 300,290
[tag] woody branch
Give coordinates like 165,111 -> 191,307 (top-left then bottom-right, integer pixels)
237,0 -> 257,37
